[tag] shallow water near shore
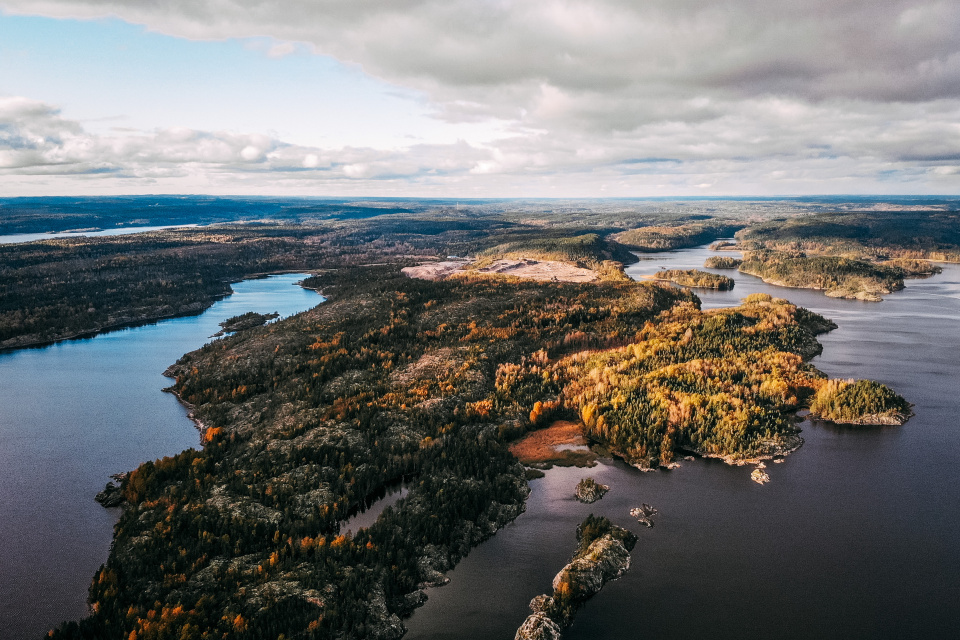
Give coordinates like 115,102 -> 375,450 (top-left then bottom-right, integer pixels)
403,246 -> 960,640
0,274 -> 322,640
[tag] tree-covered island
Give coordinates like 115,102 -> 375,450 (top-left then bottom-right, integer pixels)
655,269 -> 735,290
703,256 -> 743,269
737,250 -> 907,301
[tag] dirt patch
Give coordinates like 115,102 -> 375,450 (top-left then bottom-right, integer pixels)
403,257 -> 599,283
471,259 -> 598,283
509,420 -> 597,468
401,261 -> 469,281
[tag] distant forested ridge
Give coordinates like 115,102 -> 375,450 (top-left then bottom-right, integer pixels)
0,225 -> 437,350
0,196 -> 419,234
615,220 -> 744,252
738,210 -> 960,262
475,232 -> 636,269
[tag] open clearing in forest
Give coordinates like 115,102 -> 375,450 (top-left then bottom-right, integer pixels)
509,420 -> 597,467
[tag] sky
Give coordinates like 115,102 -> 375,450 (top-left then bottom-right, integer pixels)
1,0 -> 959,197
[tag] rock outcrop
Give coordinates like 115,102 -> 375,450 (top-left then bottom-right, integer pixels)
95,473 -> 128,508
630,504 -> 658,527
515,517 -> 636,640
751,465 -> 770,484
574,477 -> 609,503
551,535 -> 632,601
95,481 -> 124,508
515,612 -> 563,640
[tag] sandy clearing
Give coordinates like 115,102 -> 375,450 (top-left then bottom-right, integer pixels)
402,257 -> 599,283
472,259 -> 598,283
400,260 -> 469,281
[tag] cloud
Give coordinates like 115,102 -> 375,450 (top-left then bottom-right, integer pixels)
5,1 -> 960,111
0,96 -> 496,190
2,93 -> 960,195
3,1 -> 959,196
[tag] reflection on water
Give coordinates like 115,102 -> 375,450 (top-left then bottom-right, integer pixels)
0,274 -> 322,640
341,483 -> 410,536
405,247 -> 960,640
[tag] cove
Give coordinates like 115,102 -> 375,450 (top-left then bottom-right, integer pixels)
0,274 -> 322,640
403,246 -> 960,640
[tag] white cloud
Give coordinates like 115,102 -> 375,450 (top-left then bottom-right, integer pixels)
2,92 -> 960,195
1,1 -> 959,193
0,96 -> 496,190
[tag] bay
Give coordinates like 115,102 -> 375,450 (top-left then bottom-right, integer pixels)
404,245 -> 960,640
0,274 -> 322,640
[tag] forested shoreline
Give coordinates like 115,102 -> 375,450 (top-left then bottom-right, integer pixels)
0,201 -> 938,639
5,204 -> 956,351
48,261 -> 910,639
50,267 -> 692,640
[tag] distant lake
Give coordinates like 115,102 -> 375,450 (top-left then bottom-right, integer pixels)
404,245 -> 960,640
0,224 -> 200,245
0,274 -> 322,640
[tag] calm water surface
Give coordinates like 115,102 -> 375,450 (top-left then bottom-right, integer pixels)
0,225 -> 200,245
405,245 -> 960,640
0,274 -> 322,640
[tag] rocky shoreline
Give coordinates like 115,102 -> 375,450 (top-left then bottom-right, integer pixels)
736,266 -> 901,302
813,409 -> 913,426
515,517 -> 637,640
684,434 -> 805,467
574,477 -> 609,503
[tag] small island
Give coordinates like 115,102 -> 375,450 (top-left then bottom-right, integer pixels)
515,515 -> 637,640
704,256 -> 743,269
213,311 -> 279,336
655,268 -> 735,290
574,477 -> 609,503
630,504 -> 658,527
809,379 -> 912,425
709,240 -> 742,251
738,250 -> 904,301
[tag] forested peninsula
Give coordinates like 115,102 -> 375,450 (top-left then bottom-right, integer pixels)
51,267 -> 690,640
738,210 -> 960,263
51,262 -> 907,639
738,250 -> 906,301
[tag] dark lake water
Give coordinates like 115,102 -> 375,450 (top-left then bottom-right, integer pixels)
404,245 -> 960,640
0,274 -> 322,640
